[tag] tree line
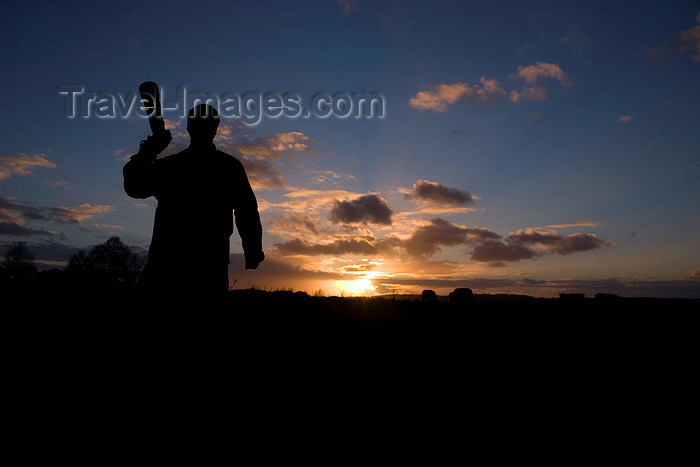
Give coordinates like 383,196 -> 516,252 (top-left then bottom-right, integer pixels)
1,236 -> 144,289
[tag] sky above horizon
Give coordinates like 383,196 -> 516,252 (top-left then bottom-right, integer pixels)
1,0 -> 699,298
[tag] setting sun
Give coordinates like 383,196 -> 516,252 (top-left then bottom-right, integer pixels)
335,278 -> 377,296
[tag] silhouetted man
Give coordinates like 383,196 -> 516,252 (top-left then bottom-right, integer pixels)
123,104 -> 264,298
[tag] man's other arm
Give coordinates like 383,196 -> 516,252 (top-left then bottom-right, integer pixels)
232,159 -> 264,270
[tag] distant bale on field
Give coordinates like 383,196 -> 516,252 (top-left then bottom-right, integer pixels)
449,288 -> 474,306
421,289 -> 437,303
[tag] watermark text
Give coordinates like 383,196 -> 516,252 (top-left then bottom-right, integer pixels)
58,85 -> 386,125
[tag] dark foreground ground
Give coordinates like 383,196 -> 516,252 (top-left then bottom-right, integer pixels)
10,287 -> 697,367
5,285 -> 697,452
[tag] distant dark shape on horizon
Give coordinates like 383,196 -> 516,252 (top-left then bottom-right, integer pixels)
123,101 -> 265,296
421,289 -> 437,303
595,293 -> 621,302
559,293 -> 585,303
449,287 -> 474,306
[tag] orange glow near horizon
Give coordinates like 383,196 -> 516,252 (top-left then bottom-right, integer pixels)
329,278 -> 378,296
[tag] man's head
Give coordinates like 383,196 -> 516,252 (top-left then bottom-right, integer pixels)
187,104 -> 220,144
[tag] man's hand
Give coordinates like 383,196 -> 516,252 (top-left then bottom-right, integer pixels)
245,251 -> 265,270
137,130 -> 172,158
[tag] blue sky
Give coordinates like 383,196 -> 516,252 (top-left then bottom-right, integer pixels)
1,0 -> 699,297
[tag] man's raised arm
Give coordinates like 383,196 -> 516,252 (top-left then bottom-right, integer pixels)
123,132 -> 171,199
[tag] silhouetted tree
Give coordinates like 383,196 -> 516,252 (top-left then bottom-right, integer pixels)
1,242 -> 37,281
66,236 -> 144,288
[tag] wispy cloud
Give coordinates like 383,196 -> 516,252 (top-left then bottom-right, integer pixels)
617,114 -> 634,123
275,236 -> 380,256
336,0 -> 357,14
649,11 -> 700,63
0,154 -> 56,180
235,132 -> 313,159
0,196 -> 113,240
49,204 -> 114,224
216,129 -> 315,191
410,61 -> 569,111
0,222 -> 62,239
240,157 -> 289,190
409,78 -> 506,111
310,169 -> 356,185
544,221 -> 599,229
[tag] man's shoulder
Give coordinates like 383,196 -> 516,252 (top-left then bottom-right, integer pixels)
154,147 -> 239,162
152,147 -> 244,172
214,149 -> 244,167
152,148 -> 188,165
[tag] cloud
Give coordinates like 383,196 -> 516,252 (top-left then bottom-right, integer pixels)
512,61 -> 570,86
401,218 -> 499,257
409,78 -> 506,111
0,197 -> 69,240
404,180 -> 474,207
275,236 -> 380,256
273,218 -> 501,261
544,221 -> 599,229
521,86 -> 549,101
311,169 -> 356,185
0,154 -> 56,180
410,62 -> 568,111
240,157 -> 288,190
470,239 -> 536,263
260,189 -> 359,214
649,11 -> 700,63
330,194 -> 393,225
49,204 -> 114,224
218,130 -> 315,190
0,197 -> 42,224
272,208 -> 610,268
467,226 -> 611,263
509,62 -> 570,103
508,228 -> 612,255
557,233 -> 612,254
0,222 -> 61,238
617,115 -> 634,123
1,196 -> 114,231
235,132 -> 312,158
336,0 -> 357,13
267,213 -> 323,240
468,228 -> 612,263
